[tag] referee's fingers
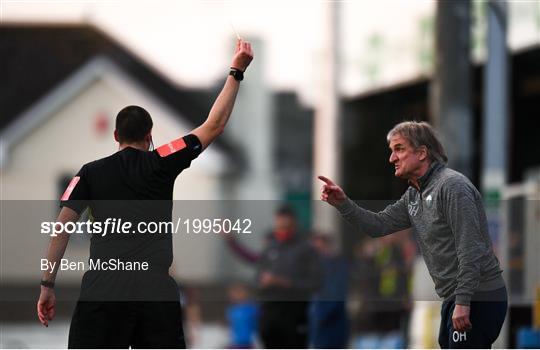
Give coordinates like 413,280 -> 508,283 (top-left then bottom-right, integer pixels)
37,302 -> 45,319
37,310 -> 44,324
37,305 -> 48,326
48,305 -> 55,320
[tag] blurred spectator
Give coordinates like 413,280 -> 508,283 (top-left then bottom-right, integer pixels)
226,283 -> 258,348
350,230 -> 415,345
223,206 -> 322,348
309,232 -> 349,348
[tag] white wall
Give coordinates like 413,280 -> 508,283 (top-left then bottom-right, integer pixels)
1,68 -> 228,283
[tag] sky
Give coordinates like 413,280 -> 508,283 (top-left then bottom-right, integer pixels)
2,0 -> 539,104
1,0 -> 436,104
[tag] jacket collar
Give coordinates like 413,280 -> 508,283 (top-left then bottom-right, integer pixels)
409,161 -> 445,191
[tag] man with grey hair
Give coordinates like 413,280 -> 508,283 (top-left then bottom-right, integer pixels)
319,121 -> 507,348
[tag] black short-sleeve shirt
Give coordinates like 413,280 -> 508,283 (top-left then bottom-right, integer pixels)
59,134 -> 202,279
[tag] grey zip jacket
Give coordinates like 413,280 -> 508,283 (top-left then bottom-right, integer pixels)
336,162 -> 504,305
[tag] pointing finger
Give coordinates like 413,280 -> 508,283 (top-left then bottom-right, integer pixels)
318,175 -> 336,186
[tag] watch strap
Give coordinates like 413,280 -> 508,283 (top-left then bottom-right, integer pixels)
40,280 -> 55,289
229,67 -> 244,81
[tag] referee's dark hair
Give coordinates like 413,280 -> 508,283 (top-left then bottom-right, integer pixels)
115,105 -> 153,143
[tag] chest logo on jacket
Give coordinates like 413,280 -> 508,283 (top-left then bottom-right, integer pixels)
425,194 -> 433,208
408,200 -> 419,216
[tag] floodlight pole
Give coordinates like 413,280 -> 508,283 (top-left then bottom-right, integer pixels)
312,1 -> 341,235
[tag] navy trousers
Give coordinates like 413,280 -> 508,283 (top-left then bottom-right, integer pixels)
438,287 -> 507,349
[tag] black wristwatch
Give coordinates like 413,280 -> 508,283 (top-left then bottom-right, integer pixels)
40,280 -> 55,289
229,67 -> 244,81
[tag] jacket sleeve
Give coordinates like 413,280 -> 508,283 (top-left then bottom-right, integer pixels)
335,194 -> 411,237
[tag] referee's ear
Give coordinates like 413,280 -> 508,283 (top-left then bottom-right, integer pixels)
114,130 -> 120,143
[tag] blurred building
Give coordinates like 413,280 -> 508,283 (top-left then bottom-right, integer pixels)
0,23 -> 313,287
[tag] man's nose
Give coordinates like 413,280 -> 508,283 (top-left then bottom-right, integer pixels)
389,152 -> 397,163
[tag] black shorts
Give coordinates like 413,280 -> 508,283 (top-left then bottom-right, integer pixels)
68,301 -> 186,348
258,301 -> 309,349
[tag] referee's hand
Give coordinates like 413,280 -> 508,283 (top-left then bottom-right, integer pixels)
37,287 -> 56,327
318,175 -> 347,207
230,39 -> 253,72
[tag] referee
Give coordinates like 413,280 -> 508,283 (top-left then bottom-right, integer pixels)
37,39 -> 253,348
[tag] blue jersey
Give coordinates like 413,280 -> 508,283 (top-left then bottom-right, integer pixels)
227,302 -> 258,347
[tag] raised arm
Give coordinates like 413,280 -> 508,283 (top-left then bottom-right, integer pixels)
224,235 -> 261,264
37,206 -> 79,327
190,39 -> 254,150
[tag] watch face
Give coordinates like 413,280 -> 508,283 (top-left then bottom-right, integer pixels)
230,69 -> 243,81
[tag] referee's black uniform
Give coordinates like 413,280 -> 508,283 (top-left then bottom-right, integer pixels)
60,134 -> 202,348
